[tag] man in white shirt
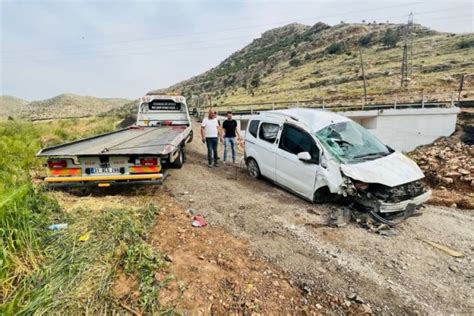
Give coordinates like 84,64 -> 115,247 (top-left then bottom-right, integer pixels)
201,109 -> 221,168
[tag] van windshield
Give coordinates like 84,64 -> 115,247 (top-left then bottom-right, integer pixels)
315,121 -> 392,164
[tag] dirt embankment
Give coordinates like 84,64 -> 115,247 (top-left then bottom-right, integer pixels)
409,108 -> 474,209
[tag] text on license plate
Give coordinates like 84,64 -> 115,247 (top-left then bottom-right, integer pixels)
91,167 -> 120,174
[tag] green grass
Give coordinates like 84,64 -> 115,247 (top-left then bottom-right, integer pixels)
0,118 -> 174,314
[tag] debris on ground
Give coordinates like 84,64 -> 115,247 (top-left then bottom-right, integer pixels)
48,223 -> 68,230
410,137 -> 473,190
409,135 -> 474,209
420,239 -> 465,258
79,231 -> 91,242
329,206 -> 351,227
192,215 -> 208,227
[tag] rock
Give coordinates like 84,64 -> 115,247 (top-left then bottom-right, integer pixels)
238,205 -> 246,210
189,198 -> 195,203
316,304 -> 323,309
272,280 -> 280,287
354,295 -> 365,303
458,168 -> 470,175
449,265 -> 459,273
359,304 -> 373,314
442,177 -> 454,184
449,203 -> 457,208
164,254 -> 173,262
347,293 -> 357,300
198,255 -> 205,260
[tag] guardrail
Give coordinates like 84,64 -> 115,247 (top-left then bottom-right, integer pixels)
193,90 -> 474,116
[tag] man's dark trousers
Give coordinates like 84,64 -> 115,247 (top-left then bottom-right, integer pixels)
206,137 -> 218,165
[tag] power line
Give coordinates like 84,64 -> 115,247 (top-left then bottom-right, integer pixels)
1,1 -> 426,55
14,12 -> 470,64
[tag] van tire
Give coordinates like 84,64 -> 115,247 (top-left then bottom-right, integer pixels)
247,158 -> 261,179
313,186 -> 335,204
171,147 -> 184,169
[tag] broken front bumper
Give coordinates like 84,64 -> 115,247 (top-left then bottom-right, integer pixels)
379,190 -> 432,213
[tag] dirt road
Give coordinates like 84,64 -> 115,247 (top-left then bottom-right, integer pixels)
163,125 -> 474,314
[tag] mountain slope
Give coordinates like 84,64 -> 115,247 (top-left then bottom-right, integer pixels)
0,95 -> 29,117
151,22 -> 474,107
13,94 -> 131,119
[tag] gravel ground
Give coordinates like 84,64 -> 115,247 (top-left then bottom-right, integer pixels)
164,125 -> 474,314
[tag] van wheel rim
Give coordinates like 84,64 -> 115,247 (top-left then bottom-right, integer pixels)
248,160 -> 258,177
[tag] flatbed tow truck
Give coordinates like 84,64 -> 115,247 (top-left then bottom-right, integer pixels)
37,94 -> 192,188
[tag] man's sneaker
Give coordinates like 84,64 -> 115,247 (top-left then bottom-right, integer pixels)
208,164 -> 213,168
213,162 -> 219,167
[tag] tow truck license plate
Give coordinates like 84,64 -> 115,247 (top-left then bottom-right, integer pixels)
91,167 -> 120,174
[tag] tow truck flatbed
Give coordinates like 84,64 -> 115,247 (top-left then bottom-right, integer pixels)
37,125 -> 190,157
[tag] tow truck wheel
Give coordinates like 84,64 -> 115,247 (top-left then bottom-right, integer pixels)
171,147 -> 184,168
247,158 -> 261,179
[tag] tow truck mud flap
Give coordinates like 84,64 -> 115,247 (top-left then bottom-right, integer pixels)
44,171 -> 169,188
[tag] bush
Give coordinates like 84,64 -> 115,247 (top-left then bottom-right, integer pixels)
358,34 -> 372,47
250,75 -> 261,88
382,29 -> 399,48
457,38 -> 474,49
326,42 -> 344,54
289,58 -> 302,67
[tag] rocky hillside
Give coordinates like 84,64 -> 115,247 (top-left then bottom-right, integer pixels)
0,95 -> 29,118
0,93 -> 131,120
151,22 -> 474,107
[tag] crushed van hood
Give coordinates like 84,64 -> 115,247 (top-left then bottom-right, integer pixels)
340,152 -> 424,187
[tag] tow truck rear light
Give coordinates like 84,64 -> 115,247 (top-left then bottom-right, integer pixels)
48,160 -> 67,169
140,158 -> 158,166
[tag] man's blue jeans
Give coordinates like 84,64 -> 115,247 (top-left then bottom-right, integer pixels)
224,137 -> 236,162
206,137 -> 218,165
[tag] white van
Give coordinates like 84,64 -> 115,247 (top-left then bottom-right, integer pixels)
244,108 -> 431,215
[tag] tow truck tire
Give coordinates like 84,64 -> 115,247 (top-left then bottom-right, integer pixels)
247,158 -> 261,179
171,147 -> 184,169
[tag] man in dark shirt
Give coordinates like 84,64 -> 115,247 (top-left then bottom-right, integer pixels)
222,111 -> 241,164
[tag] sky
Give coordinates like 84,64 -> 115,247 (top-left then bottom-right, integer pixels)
1,0 -> 473,101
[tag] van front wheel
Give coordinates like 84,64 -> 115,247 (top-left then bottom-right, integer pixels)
247,158 -> 261,179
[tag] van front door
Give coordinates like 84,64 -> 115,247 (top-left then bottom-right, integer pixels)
256,122 -> 280,180
276,124 -> 320,200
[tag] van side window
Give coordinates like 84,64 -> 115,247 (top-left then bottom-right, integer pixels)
248,120 -> 260,138
259,123 -> 279,143
279,125 -> 319,162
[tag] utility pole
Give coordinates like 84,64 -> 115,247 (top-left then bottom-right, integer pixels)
401,12 -> 414,87
358,46 -> 368,105
458,73 -> 465,104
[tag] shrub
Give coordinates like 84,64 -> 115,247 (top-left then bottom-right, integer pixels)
326,42 -> 344,54
382,29 -> 399,48
358,34 -> 372,47
457,38 -> 474,49
289,58 -> 302,67
250,75 -> 261,88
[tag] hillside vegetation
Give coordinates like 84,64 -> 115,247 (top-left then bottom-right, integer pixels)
0,95 -> 29,118
0,94 -> 131,120
152,22 -> 474,107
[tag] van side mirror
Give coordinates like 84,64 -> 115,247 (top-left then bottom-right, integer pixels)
297,152 -> 312,162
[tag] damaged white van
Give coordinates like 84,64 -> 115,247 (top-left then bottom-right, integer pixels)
244,108 -> 431,216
